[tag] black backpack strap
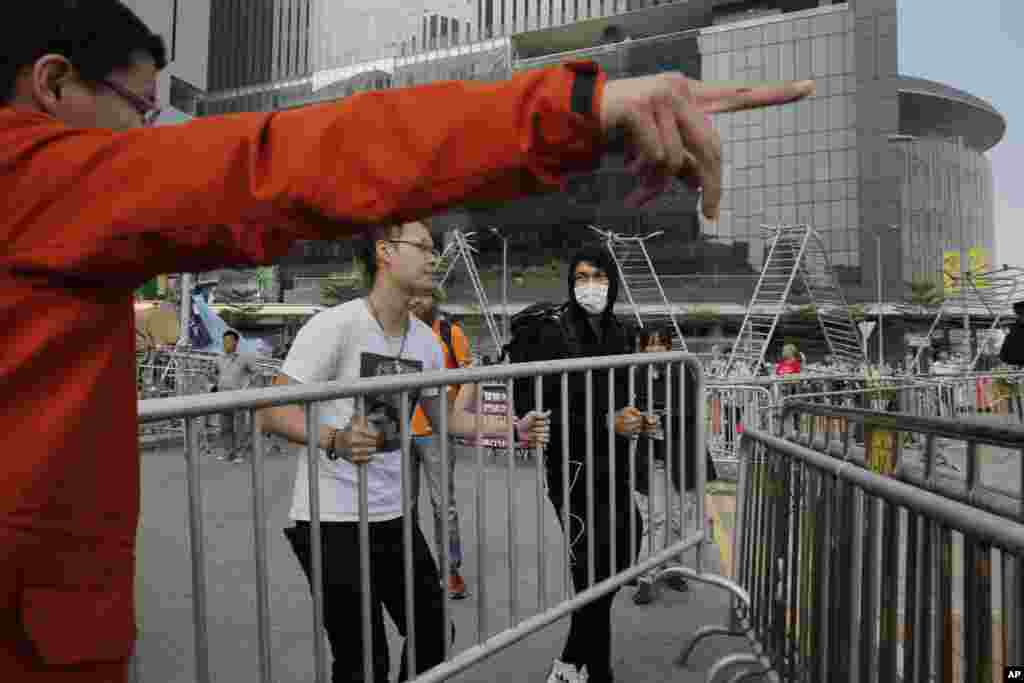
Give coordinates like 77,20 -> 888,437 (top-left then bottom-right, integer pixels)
555,303 -> 582,357
437,318 -> 459,368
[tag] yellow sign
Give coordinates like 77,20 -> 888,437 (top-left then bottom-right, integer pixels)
942,251 -> 961,295
866,427 -> 896,476
968,247 -> 990,289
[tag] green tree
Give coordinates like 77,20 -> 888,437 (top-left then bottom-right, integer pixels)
686,305 -> 721,323
907,278 -> 944,311
847,304 -> 867,322
255,266 -> 275,302
320,257 -> 366,307
796,304 -> 818,323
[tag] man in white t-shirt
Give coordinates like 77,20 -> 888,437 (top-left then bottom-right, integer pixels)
259,220 -> 549,683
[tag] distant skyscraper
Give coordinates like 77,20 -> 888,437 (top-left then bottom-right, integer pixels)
475,0 -> 631,38
208,0 -> 311,91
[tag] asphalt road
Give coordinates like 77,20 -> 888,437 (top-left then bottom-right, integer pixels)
135,443 -> 761,683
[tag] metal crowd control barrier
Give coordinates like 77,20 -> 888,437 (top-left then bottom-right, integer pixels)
137,347 -> 281,448
706,384 -> 773,477
911,371 -> 1024,425
136,351 -> 753,683
705,401 -> 1024,682
746,372 -> 1023,451
705,374 -> 913,478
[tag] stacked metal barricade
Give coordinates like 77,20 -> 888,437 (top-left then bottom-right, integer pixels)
719,382 -> 1024,681
136,346 -> 282,450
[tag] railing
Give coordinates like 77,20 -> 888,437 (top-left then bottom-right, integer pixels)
705,384 -> 774,478
137,347 -> 281,446
135,352 -> 750,683
293,276 -> 331,291
710,401 -> 1024,681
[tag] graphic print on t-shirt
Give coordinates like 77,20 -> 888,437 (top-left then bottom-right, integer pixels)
359,352 -> 423,452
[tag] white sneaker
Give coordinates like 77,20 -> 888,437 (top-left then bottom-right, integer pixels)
547,660 -> 589,682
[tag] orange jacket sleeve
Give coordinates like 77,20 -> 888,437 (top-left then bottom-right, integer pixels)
0,62 -> 605,285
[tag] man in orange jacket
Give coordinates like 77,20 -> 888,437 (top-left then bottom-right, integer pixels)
0,2 -> 813,680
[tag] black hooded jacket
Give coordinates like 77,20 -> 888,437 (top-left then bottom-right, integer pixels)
513,246 -> 636,433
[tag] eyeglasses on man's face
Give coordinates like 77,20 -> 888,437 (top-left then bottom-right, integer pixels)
99,78 -> 161,126
386,240 -> 441,260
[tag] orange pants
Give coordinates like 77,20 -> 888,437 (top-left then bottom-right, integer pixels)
1,530 -> 133,683
0,644 -> 129,683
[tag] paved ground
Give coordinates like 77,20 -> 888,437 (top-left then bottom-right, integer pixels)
135,444 -> 759,683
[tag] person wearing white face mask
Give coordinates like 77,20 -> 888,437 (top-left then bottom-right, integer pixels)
574,279 -> 609,315
511,247 -> 655,683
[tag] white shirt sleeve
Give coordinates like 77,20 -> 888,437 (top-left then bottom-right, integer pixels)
431,332 -> 446,372
281,312 -> 342,384
417,323 -> 448,403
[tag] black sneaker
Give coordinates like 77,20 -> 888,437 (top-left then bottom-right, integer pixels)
662,573 -> 690,593
632,579 -> 655,605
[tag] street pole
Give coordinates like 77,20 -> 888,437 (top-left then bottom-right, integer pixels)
502,234 -> 509,344
176,271 -> 193,400
885,134 -> 919,370
876,233 -> 884,368
178,272 -> 193,348
957,136 -> 970,364
491,227 -> 509,344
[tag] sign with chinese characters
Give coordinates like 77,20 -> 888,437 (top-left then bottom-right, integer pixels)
467,383 -> 515,449
943,251 -> 962,295
866,426 -> 896,476
968,247 -> 991,289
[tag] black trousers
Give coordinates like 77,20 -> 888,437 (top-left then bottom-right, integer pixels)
545,433 -> 642,683
284,518 -> 448,683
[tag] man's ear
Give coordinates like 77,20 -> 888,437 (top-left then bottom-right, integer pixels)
29,55 -> 75,114
375,240 -> 392,266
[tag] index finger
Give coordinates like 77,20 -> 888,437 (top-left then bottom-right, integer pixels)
693,79 -> 816,114
670,93 -> 722,219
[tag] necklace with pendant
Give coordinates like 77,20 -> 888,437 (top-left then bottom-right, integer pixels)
366,296 -> 410,371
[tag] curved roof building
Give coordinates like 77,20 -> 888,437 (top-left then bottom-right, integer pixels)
897,75 -> 1006,153
889,75 -> 1005,288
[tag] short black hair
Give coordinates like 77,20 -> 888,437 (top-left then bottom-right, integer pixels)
358,224 -> 401,288
223,330 -> 240,342
2,1 -> 168,105
358,221 -> 433,287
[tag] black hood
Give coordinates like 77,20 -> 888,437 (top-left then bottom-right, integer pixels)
567,246 -> 619,317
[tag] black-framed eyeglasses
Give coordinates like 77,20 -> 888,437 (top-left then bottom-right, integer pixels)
386,240 -> 441,259
99,79 -> 161,126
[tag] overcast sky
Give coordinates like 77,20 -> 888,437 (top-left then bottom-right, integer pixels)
899,0 -> 1023,268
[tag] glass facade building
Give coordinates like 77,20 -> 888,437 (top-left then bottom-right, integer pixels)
177,0 -> 1004,303
699,7 -> 861,281
896,137 -> 996,288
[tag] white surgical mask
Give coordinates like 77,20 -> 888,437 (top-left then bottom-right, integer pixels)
575,283 -> 609,315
